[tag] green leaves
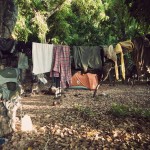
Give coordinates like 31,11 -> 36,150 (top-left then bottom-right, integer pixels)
12,0 -> 147,44
13,0 -> 67,42
110,103 -> 150,118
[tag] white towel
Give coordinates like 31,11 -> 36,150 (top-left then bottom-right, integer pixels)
32,42 -> 53,75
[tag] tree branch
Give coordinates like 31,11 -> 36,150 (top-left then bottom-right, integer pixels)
47,0 -> 69,19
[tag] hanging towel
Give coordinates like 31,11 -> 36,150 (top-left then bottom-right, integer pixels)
32,42 -> 53,75
115,43 -> 125,80
119,40 -> 134,52
115,40 -> 134,80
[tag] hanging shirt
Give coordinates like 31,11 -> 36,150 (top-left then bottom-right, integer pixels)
32,42 -> 53,75
73,46 -> 103,72
50,45 -> 71,88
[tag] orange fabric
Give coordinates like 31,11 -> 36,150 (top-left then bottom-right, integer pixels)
71,71 -> 98,90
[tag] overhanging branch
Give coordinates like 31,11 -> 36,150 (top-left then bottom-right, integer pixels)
47,0 -> 70,19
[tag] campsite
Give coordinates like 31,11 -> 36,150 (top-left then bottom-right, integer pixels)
0,0 -> 150,150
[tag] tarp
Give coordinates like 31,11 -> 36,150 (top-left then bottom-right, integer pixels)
0,68 -> 20,85
73,46 -> 103,72
71,71 -> 98,90
0,68 -> 20,100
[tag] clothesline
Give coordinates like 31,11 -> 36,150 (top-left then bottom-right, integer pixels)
0,37 -> 109,89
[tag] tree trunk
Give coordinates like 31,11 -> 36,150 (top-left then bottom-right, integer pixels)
0,0 -> 18,38
0,102 -> 13,137
0,0 -> 18,137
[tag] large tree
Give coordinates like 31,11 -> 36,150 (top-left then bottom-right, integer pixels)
0,0 -> 18,38
47,0 -> 108,45
13,0 -> 69,42
47,0 -> 145,45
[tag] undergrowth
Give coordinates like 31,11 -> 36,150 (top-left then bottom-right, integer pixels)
110,103 -> 150,119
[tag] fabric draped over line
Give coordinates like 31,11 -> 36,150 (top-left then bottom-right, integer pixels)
103,45 -> 119,80
32,42 -> 53,75
132,36 -> 150,75
114,40 -> 134,80
50,45 -> 71,88
73,46 -> 103,72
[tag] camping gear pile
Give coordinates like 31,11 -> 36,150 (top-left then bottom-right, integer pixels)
0,68 -> 22,137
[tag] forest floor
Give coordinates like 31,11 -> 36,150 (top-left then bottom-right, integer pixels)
1,82 -> 150,150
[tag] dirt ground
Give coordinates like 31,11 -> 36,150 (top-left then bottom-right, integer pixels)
1,83 -> 150,150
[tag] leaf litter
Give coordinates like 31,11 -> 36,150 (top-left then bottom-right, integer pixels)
1,84 -> 150,150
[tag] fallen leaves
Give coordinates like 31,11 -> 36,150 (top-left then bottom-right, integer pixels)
1,84 -> 150,149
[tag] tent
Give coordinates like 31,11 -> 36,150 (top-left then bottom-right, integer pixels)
71,71 -> 98,90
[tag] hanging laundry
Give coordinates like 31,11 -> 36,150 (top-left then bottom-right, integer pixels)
50,45 -> 71,88
103,45 -> 119,80
73,46 -> 103,72
114,40 -> 134,80
32,42 -> 53,75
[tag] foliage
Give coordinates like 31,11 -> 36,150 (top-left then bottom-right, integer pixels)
13,11 -> 31,42
101,0 -> 144,43
11,0 -> 149,44
47,0 -> 146,46
47,0 -> 108,45
110,103 -> 130,117
73,104 -> 96,119
47,3 -> 74,44
125,0 -> 150,35
13,0 -> 67,42
110,103 -> 150,118
125,0 -> 150,25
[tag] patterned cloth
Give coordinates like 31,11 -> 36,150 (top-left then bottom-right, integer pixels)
50,45 -> 71,88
